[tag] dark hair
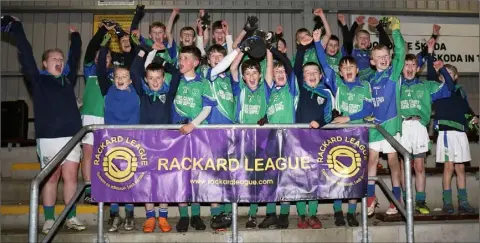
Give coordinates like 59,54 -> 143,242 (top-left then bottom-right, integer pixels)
241,59 -> 261,75
180,46 -> 202,61
329,35 -> 340,43
145,63 -> 165,74
303,62 -> 321,72
339,56 -> 358,68
114,65 -> 130,77
149,22 -> 166,33
180,26 -> 196,38
296,28 -> 310,39
212,20 -> 223,32
277,38 -> 287,47
405,54 -> 418,65
42,48 -> 64,62
207,44 -> 227,57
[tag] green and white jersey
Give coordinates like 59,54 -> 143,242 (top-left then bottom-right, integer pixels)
81,62 -> 113,117
233,78 -> 269,124
205,68 -> 236,123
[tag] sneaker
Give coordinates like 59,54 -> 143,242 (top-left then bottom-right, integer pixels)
386,203 -> 398,215
124,216 -> 135,231
277,214 -> 289,229
190,215 -> 206,231
66,217 -> 87,231
297,215 -> 308,229
415,201 -> 430,215
210,215 -> 226,230
176,217 -> 189,232
258,213 -> 277,229
346,213 -> 359,227
42,219 -> 55,235
107,215 -> 123,232
458,201 -> 475,214
84,191 -> 93,204
245,216 -> 257,229
367,197 -> 377,216
222,212 -> 232,228
442,202 -> 454,214
307,216 -> 322,229
158,217 -> 172,232
334,211 -> 346,226
143,217 -> 156,233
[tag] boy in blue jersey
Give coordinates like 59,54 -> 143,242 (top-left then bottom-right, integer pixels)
366,17 -> 406,217
3,16 -> 86,234
96,36 -> 140,232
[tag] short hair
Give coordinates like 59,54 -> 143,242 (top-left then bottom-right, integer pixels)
277,38 -> 287,47
273,61 -> 284,69
145,63 -> 165,74
296,28 -> 310,39
241,59 -> 261,75
405,54 -> 418,65
444,64 -> 458,78
303,62 -> 321,71
207,44 -> 227,57
42,48 -> 64,62
149,22 -> 166,33
180,26 -> 196,38
114,65 -> 130,76
329,35 -> 340,43
212,20 -> 223,32
339,56 -> 358,68
371,44 -> 390,57
356,29 -> 370,37
180,45 -> 202,61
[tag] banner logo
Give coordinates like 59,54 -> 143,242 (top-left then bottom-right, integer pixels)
327,145 -> 361,178
103,147 -> 138,183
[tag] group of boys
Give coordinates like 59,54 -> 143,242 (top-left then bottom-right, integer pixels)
1,3 -> 476,236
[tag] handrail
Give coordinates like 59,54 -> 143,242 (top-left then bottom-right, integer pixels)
28,123 -> 414,243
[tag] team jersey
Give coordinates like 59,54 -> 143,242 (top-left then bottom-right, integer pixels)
400,68 -> 454,127
325,46 -> 348,73
314,41 -> 373,124
81,62 -> 113,117
240,55 -> 267,78
351,48 -> 375,81
172,73 -> 217,124
266,73 -> 299,124
291,46 -> 319,67
233,77 -> 269,124
368,29 -> 406,142
205,68 -> 236,124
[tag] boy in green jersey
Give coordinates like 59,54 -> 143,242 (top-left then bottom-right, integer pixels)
314,27 -> 373,227
399,41 -> 455,215
80,23 -> 114,203
171,46 -> 217,232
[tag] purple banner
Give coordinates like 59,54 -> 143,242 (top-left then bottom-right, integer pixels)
91,128 -> 368,203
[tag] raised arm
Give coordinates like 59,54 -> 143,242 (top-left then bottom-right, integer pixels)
294,43 -> 309,88
222,21 -> 234,54
210,48 -> 240,78
66,26 -> 82,87
389,17 -> 406,82
196,18 -> 207,57
369,17 -> 392,49
349,16 -> 363,40
166,8 -> 179,48
338,13 -> 353,55
265,49 -> 274,88
130,49 -> 148,95
270,47 -> 292,76
230,51 -> 245,82
313,29 -> 337,94
233,16 -> 259,48
9,19 -> 40,83
313,8 -> 331,47
130,4 -> 145,32
97,45 -> 112,97
85,24 -> 109,65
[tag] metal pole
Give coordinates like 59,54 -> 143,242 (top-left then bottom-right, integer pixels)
403,156 -> 415,243
361,197 -> 368,243
97,202 -> 105,243
88,123 -> 376,130
42,184 -> 87,243
231,202 -> 238,243
28,180 -> 40,243
369,177 -> 407,218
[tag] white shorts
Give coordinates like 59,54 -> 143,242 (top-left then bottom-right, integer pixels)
82,115 -> 104,145
436,131 -> 471,163
400,120 -> 430,156
37,137 -> 81,169
369,133 -> 401,154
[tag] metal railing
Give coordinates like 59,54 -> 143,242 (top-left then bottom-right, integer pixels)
28,123 -> 414,243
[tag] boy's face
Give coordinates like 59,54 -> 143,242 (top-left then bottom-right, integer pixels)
370,49 -> 391,71
180,30 -> 195,46
149,26 -> 166,43
94,50 -> 112,68
208,51 -> 225,68
243,67 -> 261,90
114,68 -> 132,90
213,28 -> 226,45
439,67 -> 458,82
356,32 -> 370,50
120,35 -> 131,53
146,70 -> 164,91
339,61 -> 358,82
296,31 -> 311,45
326,39 -> 339,56
179,53 -> 199,74
303,65 -> 322,88
273,65 -> 287,87
43,51 -> 64,76
402,60 -> 419,80
277,41 -> 287,53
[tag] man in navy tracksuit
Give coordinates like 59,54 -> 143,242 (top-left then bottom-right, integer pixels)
130,47 -> 181,233
2,16 -> 86,234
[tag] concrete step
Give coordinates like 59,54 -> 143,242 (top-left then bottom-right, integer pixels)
3,144 -> 479,179
1,217 -> 478,243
